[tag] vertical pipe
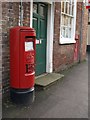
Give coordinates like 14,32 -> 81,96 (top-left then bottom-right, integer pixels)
30,0 -> 33,28
20,0 -> 23,26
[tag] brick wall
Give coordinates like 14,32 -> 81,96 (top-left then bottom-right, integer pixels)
0,2 -> 2,95
76,2 -> 88,61
2,2 -> 30,96
2,2 -> 19,96
53,3 -> 75,72
81,4 -> 88,60
53,2 -> 88,72
23,2 -> 30,26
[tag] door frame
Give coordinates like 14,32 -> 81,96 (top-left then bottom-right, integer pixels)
30,1 -> 54,73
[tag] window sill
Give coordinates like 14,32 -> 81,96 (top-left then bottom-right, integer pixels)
60,38 -> 76,44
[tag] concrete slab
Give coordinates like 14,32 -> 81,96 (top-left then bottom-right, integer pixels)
35,73 -> 64,87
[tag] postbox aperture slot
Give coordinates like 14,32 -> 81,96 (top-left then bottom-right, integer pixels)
25,36 -> 34,38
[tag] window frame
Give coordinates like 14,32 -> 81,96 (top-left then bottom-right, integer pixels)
60,0 -> 77,44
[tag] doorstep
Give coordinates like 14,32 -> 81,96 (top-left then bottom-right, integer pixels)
35,73 -> 64,90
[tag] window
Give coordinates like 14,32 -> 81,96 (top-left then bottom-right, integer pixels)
33,3 -> 38,14
60,0 -> 77,44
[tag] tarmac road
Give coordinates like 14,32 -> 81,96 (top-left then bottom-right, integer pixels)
2,55 -> 88,118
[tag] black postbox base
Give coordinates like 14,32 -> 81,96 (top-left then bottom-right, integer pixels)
10,87 -> 35,105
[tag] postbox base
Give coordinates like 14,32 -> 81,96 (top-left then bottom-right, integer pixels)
10,87 -> 35,105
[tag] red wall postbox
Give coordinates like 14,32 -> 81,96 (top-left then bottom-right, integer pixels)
74,34 -> 79,61
10,26 -> 36,104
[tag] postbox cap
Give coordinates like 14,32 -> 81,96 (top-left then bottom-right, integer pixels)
10,26 -> 35,32
10,26 -> 36,36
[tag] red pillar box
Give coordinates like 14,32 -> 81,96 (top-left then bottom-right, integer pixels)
74,33 -> 79,61
86,0 -> 90,9
10,26 -> 36,104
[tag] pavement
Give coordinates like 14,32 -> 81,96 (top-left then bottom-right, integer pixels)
2,55 -> 88,118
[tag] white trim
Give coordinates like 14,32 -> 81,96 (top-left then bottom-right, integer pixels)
72,0 -> 77,44
61,12 -> 74,17
45,1 -> 52,4
30,0 -> 33,28
30,1 -> 54,73
46,3 -> 54,73
60,38 -> 76,44
60,0 -> 77,44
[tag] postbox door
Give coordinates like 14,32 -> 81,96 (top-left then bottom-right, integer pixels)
19,31 -> 35,88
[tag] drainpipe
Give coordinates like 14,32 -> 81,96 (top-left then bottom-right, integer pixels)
79,2 -> 84,63
30,0 -> 33,28
20,0 -> 23,26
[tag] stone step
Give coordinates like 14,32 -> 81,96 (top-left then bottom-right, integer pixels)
35,73 -> 64,90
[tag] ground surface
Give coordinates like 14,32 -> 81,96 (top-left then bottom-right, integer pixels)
2,57 -> 88,118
